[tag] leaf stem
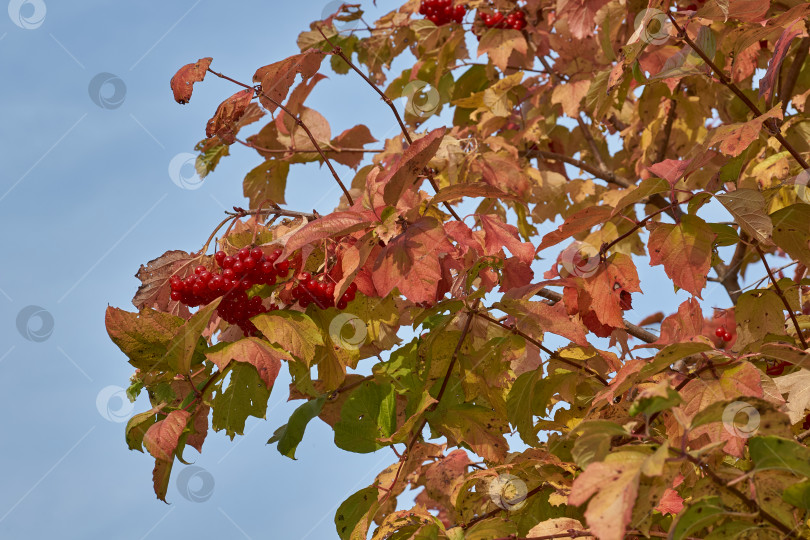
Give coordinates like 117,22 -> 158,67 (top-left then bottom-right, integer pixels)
754,243 -> 809,348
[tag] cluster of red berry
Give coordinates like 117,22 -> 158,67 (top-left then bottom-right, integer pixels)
480,9 -> 526,30
418,0 -> 466,25
170,247 -> 289,335
169,246 -> 359,336
714,326 -> 733,342
291,272 -> 357,310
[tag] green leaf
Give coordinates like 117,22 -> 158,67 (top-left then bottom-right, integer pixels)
125,408 -> 160,452
783,479 -> 810,509
335,486 -> 378,540
628,386 -> 682,416
205,336 -> 284,390
734,289 -> 786,347
771,204 -> 810,267
243,159 -> 290,207
334,381 -> 396,453
195,139 -> 230,178
669,496 -> 729,540
639,342 -> 714,379
749,436 -> 810,477
507,371 -> 576,446
428,403 -> 509,463
709,223 -> 739,247
571,421 -> 628,468
211,362 -> 271,440
252,310 -> 323,366
168,298 -> 221,374
105,307 -> 185,372
268,396 -> 325,459
717,189 -> 773,244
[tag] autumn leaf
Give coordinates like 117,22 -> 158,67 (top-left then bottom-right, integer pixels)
382,127 -> 446,205
648,215 -> 716,297
717,189 -> 773,244
132,250 -> 199,315
252,49 -> 325,112
774,370 -> 810,424
477,29 -> 527,71
170,57 -> 212,104
330,124 -> 378,169
144,410 -> 190,462
205,88 -> 254,144
205,337 -> 284,390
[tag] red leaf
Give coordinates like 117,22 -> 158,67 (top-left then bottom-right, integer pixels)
330,125 -> 378,169
477,153 -> 529,197
648,215 -> 716,298
382,128 -> 446,205
705,106 -> 782,157
132,250 -> 200,317
186,405 -> 210,453
537,206 -> 612,252
280,212 -> 372,260
252,50 -> 325,112
656,298 -> 705,345
479,214 -> 535,264
170,57 -> 212,104
205,337 -> 283,390
759,19 -> 805,103
499,257 -> 534,292
648,150 -> 717,186
582,253 -> 641,327
557,0 -> 611,39
205,88 -> 254,144
144,410 -> 190,462
373,217 -> 455,304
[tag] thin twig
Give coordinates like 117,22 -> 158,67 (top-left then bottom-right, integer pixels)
534,288 -> 659,344
755,244 -> 809,349
780,37 -> 810,114
236,137 -> 383,155
474,311 -> 610,385
206,68 -> 355,205
666,13 -> 810,170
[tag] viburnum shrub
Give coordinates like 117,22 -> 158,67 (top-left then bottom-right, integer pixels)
106,0 -> 810,538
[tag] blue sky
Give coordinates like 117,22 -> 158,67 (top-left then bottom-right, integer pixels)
0,1 -> 758,539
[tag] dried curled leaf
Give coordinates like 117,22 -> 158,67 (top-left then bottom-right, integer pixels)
170,57 -> 212,104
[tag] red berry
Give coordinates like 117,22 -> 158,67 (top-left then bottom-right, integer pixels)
715,327 -> 726,338
347,282 -> 358,294
275,260 -> 290,274
723,331 -> 733,342
222,256 -> 236,269
232,260 -> 245,275
337,299 -> 348,310
244,257 -> 257,270
215,251 -> 226,265
297,272 -> 311,283
195,265 -> 205,275
251,247 -> 264,260
170,290 -> 182,301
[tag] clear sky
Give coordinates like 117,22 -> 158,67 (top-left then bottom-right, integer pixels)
0,1 -> 753,539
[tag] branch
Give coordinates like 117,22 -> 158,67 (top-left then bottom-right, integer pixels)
236,137 -> 384,155
314,26 -> 464,222
378,301 -> 480,510
666,13 -> 810,171
462,483 -> 548,530
755,244 -> 809,349
206,68 -> 355,205
526,149 -> 631,188
683,452 -> 799,538
474,311 -> 610,385
534,288 -> 659,344
653,82 -> 683,164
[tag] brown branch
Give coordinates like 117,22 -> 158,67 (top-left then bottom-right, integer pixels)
526,149 -> 631,187
683,453 -> 799,537
494,531 -> 689,540
462,483 -> 548,530
206,68 -> 355,205
755,244 -> 809,348
225,207 -> 318,220
474,311 -> 610,385
576,114 -> 608,171
236,137 -> 384,155
666,13 -> 810,171
315,26 -> 464,222
378,301 -> 480,510
780,37 -> 810,114
534,288 -> 659,344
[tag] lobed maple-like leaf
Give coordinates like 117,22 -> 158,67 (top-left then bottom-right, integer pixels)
382,127 -> 446,205
170,57 -> 212,104
648,215 -> 715,298
131,250 -> 200,316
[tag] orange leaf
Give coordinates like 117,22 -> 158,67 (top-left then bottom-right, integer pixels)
170,57 -> 212,104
